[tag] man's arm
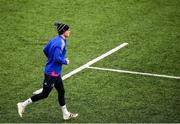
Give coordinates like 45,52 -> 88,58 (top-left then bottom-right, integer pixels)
54,47 -> 69,65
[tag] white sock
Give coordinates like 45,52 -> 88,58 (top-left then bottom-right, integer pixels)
61,105 -> 69,115
22,98 -> 32,107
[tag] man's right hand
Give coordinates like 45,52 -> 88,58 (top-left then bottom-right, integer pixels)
66,58 -> 69,65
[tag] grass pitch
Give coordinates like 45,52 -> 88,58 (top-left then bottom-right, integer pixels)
0,0 -> 180,123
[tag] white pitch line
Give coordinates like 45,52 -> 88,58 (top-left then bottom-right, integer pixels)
62,42 -> 128,80
87,66 -> 180,80
33,43 -> 128,94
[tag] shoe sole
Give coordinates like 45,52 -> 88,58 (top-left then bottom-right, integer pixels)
17,103 -> 23,118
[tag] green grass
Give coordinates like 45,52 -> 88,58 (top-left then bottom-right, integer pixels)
0,0 -> 180,123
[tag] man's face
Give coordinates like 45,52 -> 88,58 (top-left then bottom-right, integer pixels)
63,30 -> 71,38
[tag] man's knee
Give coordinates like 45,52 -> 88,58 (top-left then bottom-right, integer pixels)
41,92 -> 49,99
60,89 -> 65,95
57,89 -> 65,97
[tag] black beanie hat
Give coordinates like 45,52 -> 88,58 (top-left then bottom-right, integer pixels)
54,22 -> 69,35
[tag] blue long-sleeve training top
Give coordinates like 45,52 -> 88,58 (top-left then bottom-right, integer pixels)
43,35 -> 68,76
